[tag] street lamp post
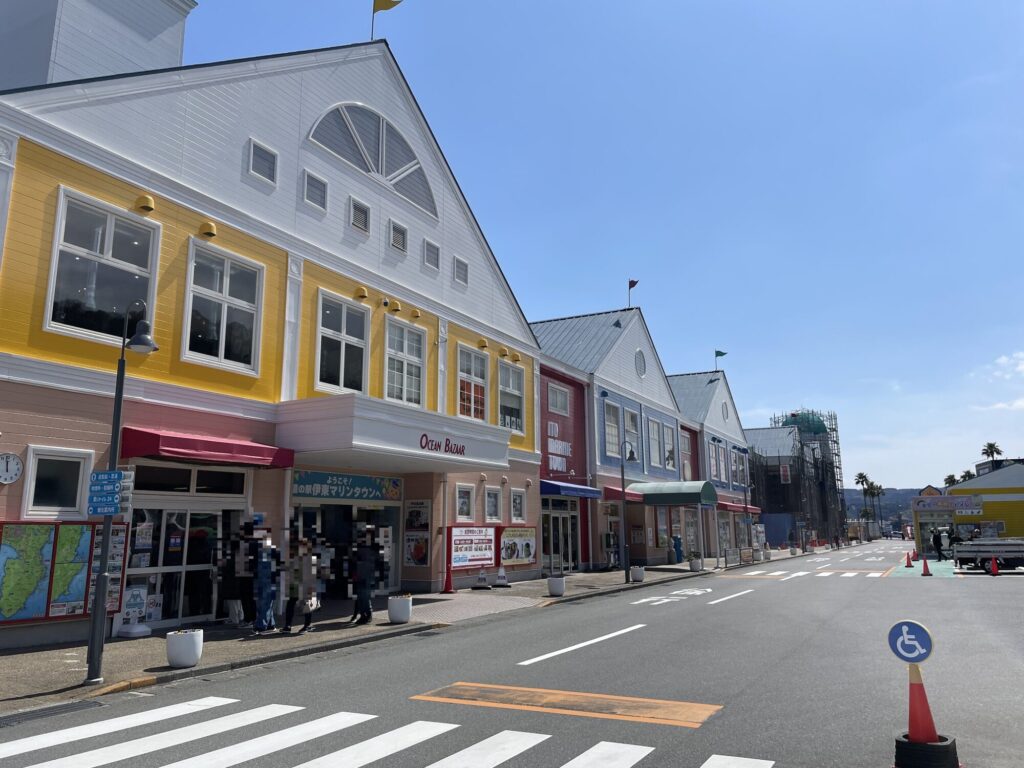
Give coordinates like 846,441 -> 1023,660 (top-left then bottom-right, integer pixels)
85,301 -> 158,685
619,440 -> 638,584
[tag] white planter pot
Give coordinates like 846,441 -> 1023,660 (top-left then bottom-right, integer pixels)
753,550 -> 764,562
166,629 -> 203,669
629,566 -> 645,582
789,547 -> 799,556
388,596 -> 413,624
763,549 -> 772,561
689,559 -> 703,572
547,576 -> 566,597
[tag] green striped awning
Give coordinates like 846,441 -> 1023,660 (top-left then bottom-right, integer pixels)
626,481 -> 718,506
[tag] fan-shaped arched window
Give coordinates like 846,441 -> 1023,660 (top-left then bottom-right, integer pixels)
310,104 -> 437,217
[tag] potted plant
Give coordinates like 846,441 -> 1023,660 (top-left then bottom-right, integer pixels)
629,565 -> 645,582
388,594 -> 413,624
687,553 -> 703,572
547,574 -> 566,597
166,628 -> 203,668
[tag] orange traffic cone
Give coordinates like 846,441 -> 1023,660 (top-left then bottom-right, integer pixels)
920,558 -> 932,576
990,557 -> 999,576
904,552 -> 914,568
911,549 -> 919,561
907,663 -> 939,744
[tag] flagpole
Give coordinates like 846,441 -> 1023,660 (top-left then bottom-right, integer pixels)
370,3 -> 375,40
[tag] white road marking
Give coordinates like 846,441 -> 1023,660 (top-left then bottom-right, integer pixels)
766,571 -> 787,576
840,573 -> 857,578
866,572 -> 884,578
780,571 -> 810,581
745,570 -> 766,575
700,756 -> 774,767
27,704 -> 301,768
518,625 -> 646,665
559,741 -> 655,767
0,697 -> 238,759
159,712 -> 378,768
839,558 -> 851,562
816,572 -> 834,577
425,730 -> 551,767
815,565 -> 829,570
295,721 -> 459,768
708,590 -> 754,604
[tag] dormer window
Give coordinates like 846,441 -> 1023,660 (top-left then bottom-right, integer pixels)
310,104 -> 437,217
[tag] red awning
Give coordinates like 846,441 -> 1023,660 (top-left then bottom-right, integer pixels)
603,485 -> 645,503
718,501 -> 761,514
120,427 -> 294,468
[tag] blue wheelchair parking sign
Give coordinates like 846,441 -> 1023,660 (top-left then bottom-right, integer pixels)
888,620 -> 933,663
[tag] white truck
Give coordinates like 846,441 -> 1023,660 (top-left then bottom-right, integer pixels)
952,538 -> 1024,573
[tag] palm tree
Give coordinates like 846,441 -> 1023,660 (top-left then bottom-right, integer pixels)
960,470 -> 976,482
943,474 -> 958,487
854,472 -> 869,521
981,442 -> 1003,460
868,482 -> 885,521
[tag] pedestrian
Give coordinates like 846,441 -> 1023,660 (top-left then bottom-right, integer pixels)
352,537 -> 376,625
930,528 -> 945,562
283,535 -> 318,634
252,534 -> 281,634
833,534 -> 840,550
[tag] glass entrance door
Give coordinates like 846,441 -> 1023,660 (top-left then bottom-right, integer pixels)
542,512 -> 578,575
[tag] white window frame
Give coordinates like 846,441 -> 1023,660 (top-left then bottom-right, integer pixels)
453,256 -> 469,286
455,484 -> 475,522
624,409 -> 640,458
44,187 -> 161,348
457,344 -> 489,422
247,138 -> 278,186
314,288 -> 370,395
510,489 -> 526,523
709,441 -> 719,480
548,383 -> 570,416
498,361 -> 525,434
648,418 -> 662,467
663,424 -> 676,470
384,316 -> 425,407
350,196 -> 371,233
389,219 -> 408,253
719,445 -> 729,482
302,169 -> 328,212
181,238 -> 264,376
423,239 -> 440,271
485,486 -> 501,523
604,400 -> 621,457
21,445 -> 94,520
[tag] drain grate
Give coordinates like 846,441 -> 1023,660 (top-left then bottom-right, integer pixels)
0,699 -> 104,728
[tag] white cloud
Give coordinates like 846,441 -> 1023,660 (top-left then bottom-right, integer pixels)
974,398 -> 1024,411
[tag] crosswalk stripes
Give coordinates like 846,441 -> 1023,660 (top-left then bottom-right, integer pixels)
840,572 -> 857,578
159,711 -> 377,768
0,696 -> 779,768
424,730 -> 550,767
779,571 -> 810,581
745,570 -> 766,575
26,704 -> 302,768
0,696 -> 237,760
866,572 -> 884,577
815,572 -> 833,577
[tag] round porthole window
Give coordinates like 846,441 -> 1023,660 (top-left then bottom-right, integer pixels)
722,402 -> 729,420
635,349 -> 647,377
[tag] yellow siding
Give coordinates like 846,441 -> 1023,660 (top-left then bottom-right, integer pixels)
958,501 -> 1024,538
0,140 -> 286,402
446,322 -> 536,453
295,262 -> 439,410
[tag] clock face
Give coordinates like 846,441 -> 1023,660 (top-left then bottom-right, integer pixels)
0,453 -> 24,484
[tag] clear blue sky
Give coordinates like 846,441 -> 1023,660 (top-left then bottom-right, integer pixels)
183,1 -> 1024,489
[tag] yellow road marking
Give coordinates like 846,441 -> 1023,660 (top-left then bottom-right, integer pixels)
411,682 -> 721,728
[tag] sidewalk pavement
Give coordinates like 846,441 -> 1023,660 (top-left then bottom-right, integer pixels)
0,542 -> 850,716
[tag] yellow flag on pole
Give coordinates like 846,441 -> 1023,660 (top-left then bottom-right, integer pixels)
373,0 -> 402,12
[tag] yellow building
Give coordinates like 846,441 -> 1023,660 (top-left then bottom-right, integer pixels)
948,464 -> 1024,539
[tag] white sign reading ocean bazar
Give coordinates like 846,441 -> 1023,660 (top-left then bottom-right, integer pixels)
451,527 -> 495,569
911,495 -> 983,514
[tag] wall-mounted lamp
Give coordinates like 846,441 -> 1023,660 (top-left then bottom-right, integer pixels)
498,347 -> 509,358
525,478 -> 532,488
479,473 -> 487,483
134,194 -> 155,213
511,352 -> 521,363
501,475 -> 509,485
389,300 -> 402,313
355,286 -> 369,299
411,308 -> 421,319
478,338 -> 489,349
199,220 -> 217,238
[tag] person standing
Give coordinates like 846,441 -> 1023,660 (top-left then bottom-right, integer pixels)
930,528 -> 945,562
283,536 -> 318,634
253,534 -> 280,634
352,538 -> 376,625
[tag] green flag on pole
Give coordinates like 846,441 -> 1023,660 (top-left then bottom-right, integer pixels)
715,350 -> 727,358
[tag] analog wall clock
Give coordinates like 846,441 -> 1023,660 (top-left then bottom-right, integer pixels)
0,453 -> 24,484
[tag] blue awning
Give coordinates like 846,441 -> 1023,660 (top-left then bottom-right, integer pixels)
540,479 -> 603,499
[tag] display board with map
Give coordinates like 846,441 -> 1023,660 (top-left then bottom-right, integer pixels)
0,521 -> 129,624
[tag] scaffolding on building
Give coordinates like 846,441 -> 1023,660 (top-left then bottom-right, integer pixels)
770,409 -> 845,499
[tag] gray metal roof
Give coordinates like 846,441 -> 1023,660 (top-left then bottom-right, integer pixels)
529,308 -> 637,373
667,371 -> 722,424
746,426 -> 800,458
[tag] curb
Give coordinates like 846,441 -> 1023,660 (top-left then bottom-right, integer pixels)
84,622 -> 441,697
541,569 -> 708,606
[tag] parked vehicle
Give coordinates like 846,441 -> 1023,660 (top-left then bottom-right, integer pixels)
953,538 -> 1024,572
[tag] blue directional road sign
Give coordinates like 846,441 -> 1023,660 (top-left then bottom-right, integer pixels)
89,481 -> 122,494
87,504 -> 120,516
888,620 -> 933,663
90,470 -> 124,483
88,492 -> 123,506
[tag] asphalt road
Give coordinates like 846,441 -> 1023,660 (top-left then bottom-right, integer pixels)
2,540 -> 1021,768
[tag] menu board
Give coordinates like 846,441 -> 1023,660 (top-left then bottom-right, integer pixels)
500,527 -> 536,566
451,527 -> 495,569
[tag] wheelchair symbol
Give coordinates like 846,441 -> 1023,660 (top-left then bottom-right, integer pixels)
888,620 -> 933,663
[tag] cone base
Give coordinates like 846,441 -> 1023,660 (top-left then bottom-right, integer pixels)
893,733 -> 959,768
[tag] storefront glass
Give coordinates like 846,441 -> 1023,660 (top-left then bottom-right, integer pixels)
541,497 -> 579,574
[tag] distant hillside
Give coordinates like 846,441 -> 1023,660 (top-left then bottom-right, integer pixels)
843,487 -> 918,523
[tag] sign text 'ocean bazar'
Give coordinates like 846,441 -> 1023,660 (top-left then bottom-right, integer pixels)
420,433 -> 467,456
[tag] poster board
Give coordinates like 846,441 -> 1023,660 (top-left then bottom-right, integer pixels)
0,521 -> 129,625
499,527 -> 536,565
450,527 -> 495,569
